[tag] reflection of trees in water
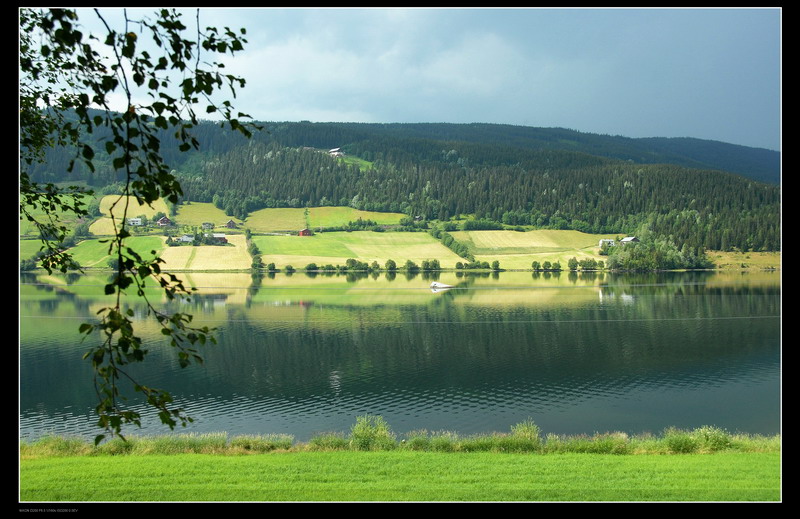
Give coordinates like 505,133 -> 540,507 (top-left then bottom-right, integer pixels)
198,292 -> 779,401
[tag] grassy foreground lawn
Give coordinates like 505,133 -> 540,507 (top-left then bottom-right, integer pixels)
20,451 -> 780,502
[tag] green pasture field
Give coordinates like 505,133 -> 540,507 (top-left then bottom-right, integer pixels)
246,206 -> 406,233
247,207 -> 307,232
253,231 -> 464,269
66,236 -> 166,268
451,229 -> 618,270
20,239 -> 42,260
20,191 -> 96,237
175,202 -> 242,229
707,250 -> 781,270
308,206 -> 405,228
19,451 -> 780,502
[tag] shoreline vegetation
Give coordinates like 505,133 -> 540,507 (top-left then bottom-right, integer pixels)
19,418 -> 781,502
21,417 -> 779,457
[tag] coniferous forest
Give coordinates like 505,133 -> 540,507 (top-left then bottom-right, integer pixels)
25,118 -> 781,254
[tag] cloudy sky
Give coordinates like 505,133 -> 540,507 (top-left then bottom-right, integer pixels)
87,7 -> 782,151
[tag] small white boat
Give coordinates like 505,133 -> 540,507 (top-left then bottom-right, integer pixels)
430,282 -> 454,289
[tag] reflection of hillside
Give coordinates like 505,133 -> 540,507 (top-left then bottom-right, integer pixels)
20,270 -> 781,439
195,297 -> 780,405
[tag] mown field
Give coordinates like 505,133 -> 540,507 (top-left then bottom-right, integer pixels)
253,231 -> 463,269
451,229 -> 618,269
158,234 -> 251,271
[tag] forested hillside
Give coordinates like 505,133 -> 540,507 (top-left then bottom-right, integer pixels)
24,117 -> 781,253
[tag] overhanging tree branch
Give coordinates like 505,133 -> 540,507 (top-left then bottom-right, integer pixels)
20,7 -> 260,443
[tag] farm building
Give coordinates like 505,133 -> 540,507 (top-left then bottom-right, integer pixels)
298,228 -> 313,237
202,222 -> 214,230
620,237 -> 640,245
599,239 -> 615,247
127,217 -> 143,226
328,147 -> 344,157
179,234 -> 194,243
157,216 -> 173,227
225,219 -> 238,229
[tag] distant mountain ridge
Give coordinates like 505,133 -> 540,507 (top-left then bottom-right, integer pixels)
268,122 -> 780,185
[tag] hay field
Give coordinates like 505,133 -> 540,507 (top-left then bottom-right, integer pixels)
253,231 -> 463,269
159,234 -> 251,271
451,230 -> 618,270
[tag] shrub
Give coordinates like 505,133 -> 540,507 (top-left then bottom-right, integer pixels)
692,425 -> 732,452
429,431 -> 460,452
229,434 -> 294,453
663,427 -> 699,454
308,432 -> 348,451
401,430 -> 432,451
349,415 -> 396,451
511,418 -> 542,443
588,432 -> 630,454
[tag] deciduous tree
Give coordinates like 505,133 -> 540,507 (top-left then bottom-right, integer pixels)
20,8 -> 258,443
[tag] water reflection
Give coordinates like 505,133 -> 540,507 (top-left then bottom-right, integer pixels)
20,271 -> 780,441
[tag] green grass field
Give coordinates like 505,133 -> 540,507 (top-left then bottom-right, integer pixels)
20,191 -> 96,237
451,229 -> 618,269
19,450 -> 780,502
175,202 -> 242,229
247,207 -> 308,232
67,236 -> 166,268
253,231 -> 463,268
308,206 -> 405,228
245,206 -> 406,233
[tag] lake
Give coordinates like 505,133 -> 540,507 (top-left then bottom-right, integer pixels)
19,270 -> 781,442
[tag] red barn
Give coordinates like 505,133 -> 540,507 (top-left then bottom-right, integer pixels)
298,228 -> 313,237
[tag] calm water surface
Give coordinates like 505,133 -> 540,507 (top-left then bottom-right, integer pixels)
19,270 -> 781,441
